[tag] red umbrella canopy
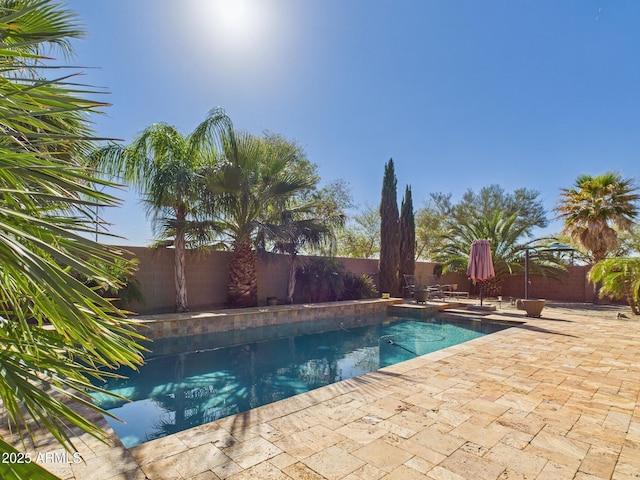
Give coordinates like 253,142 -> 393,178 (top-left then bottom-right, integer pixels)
467,239 -> 495,282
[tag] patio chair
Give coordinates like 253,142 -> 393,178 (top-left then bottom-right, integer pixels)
426,285 -> 446,301
426,275 -> 450,290
424,275 -> 449,300
403,274 -> 417,298
405,274 -> 445,302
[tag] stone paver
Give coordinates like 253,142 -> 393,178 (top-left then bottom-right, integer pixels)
5,301 -> 640,479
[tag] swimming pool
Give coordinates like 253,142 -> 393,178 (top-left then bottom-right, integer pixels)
91,313 -> 511,448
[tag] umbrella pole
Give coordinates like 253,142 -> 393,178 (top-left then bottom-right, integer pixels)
479,282 -> 483,306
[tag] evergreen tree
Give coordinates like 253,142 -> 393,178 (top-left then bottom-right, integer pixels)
379,159 -> 400,295
400,185 -> 416,284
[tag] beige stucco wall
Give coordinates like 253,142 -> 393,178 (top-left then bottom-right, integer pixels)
120,246 -> 594,314
122,248 -> 441,314
124,247 -> 231,314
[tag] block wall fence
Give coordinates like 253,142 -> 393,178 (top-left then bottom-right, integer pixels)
121,246 -> 595,314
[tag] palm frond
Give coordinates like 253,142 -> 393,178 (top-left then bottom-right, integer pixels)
556,172 -> 639,262
0,0 -> 146,463
436,212 -> 566,280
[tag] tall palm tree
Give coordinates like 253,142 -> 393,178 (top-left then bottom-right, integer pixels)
435,213 -> 565,296
556,172 -> 639,301
204,130 -> 319,307
556,172 -> 639,263
91,109 -> 232,312
0,2 -> 144,477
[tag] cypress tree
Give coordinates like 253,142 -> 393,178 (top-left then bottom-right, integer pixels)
379,158 -> 400,296
400,185 -> 416,288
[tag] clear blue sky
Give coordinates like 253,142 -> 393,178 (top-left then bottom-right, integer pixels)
65,0 -> 640,246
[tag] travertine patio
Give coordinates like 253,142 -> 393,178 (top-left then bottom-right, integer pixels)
9,301 -> 640,479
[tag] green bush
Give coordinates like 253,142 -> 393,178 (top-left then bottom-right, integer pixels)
296,257 -> 379,302
296,257 -> 344,303
341,273 -> 379,300
71,256 -> 144,309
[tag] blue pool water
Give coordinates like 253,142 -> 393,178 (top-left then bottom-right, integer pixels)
91,313 -> 511,448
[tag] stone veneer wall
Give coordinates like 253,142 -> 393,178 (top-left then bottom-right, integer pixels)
133,298 -> 400,340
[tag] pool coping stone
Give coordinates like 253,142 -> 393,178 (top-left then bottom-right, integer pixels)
4,299 -> 639,480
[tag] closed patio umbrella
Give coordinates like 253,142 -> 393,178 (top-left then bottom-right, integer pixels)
467,239 -> 495,306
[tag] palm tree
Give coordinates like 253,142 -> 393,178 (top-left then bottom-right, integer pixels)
91,109 -> 232,312
556,172 -> 639,263
588,258 -> 640,315
267,204 -> 345,304
204,130 -> 320,307
0,2 -> 144,477
556,172 -> 639,301
435,213 -> 565,296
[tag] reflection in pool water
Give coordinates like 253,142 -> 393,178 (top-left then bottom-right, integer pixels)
91,314 -> 510,448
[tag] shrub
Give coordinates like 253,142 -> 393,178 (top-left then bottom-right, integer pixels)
295,258 -> 379,303
296,257 -> 345,303
341,273 -> 379,300
71,256 -> 144,309
588,257 -> 640,315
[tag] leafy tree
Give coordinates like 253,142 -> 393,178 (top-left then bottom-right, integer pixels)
612,224 -> 640,257
435,213 -> 565,296
379,159 -> 400,295
456,185 -> 547,233
204,130 -> 319,307
314,179 -> 355,221
588,258 -> 640,315
399,185 -> 416,280
415,186 -> 546,261
415,193 -> 453,260
336,203 -> 380,258
91,109 -> 232,312
0,2 -> 144,478
556,172 -> 639,301
298,179 -> 354,257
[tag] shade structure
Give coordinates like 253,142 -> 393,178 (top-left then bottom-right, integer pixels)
467,239 -> 495,306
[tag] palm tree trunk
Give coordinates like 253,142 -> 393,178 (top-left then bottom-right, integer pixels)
174,227 -> 188,312
592,280 -> 600,304
591,254 -> 606,304
228,235 -> 258,308
627,286 -> 640,315
286,254 -> 298,304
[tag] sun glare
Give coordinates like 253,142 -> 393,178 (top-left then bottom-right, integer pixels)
214,1 -> 260,40
186,0 -> 281,62
169,0 -> 300,97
